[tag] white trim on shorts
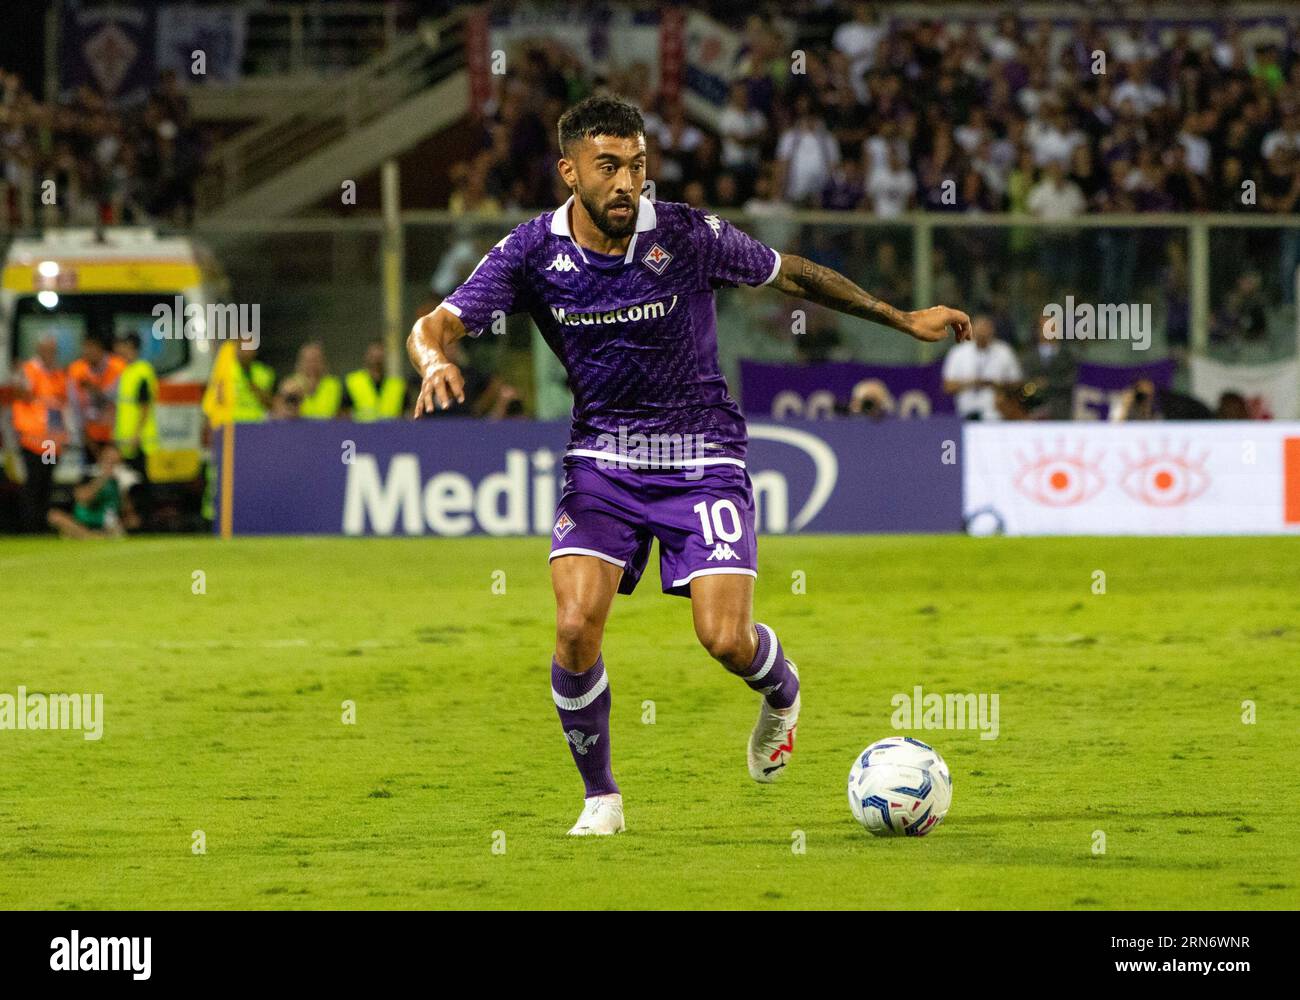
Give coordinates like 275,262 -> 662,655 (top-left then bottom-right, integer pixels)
549,547 -> 627,568
564,448 -> 747,469
671,567 -> 758,588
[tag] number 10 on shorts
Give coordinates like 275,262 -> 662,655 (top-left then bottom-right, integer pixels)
693,499 -> 744,544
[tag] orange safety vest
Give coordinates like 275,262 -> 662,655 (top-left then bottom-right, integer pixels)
12,359 -> 70,456
68,354 -> 127,443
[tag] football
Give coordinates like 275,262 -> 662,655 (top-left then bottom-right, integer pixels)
848,737 -> 953,837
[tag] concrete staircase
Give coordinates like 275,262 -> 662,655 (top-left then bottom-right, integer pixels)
199,10 -> 471,220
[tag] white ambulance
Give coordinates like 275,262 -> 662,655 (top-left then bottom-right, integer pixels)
0,227 -> 226,485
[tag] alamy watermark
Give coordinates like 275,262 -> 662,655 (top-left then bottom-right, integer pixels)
891,685 -> 999,740
1042,297 -> 1151,351
151,296 -> 260,350
590,426 -> 718,480
0,686 -> 103,740
50,931 -> 150,979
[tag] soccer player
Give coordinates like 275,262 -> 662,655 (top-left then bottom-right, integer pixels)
408,96 -> 970,835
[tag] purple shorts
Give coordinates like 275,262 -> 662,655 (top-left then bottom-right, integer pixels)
549,454 -> 758,597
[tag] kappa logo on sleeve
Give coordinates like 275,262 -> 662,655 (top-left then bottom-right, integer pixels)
553,511 -> 576,540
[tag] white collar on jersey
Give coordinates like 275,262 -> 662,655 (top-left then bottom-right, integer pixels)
549,194 -> 657,265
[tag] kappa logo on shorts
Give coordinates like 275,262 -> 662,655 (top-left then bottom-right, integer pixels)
553,511 -> 576,540
642,243 -> 672,274
706,542 -> 740,561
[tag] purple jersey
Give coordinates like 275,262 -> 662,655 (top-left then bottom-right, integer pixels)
439,196 -> 780,466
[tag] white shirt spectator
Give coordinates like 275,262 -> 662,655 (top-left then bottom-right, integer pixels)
1178,131 -> 1211,176
1017,86 -> 1051,118
863,133 -> 909,174
1111,79 -> 1166,116
973,152 -> 1009,199
943,339 -> 1022,421
1212,38 -> 1241,70
987,136 -> 1018,175
833,17 -> 886,81
718,105 -> 766,170
1027,121 -> 1086,167
1109,32 -> 1146,65
866,162 -> 916,217
777,124 -> 840,203
1026,175 -> 1086,219
954,123 -> 989,155
655,120 -> 703,183
985,31 -> 1018,63
1261,125 -> 1300,161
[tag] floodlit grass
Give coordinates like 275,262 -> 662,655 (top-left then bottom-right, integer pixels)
1,535 -> 1296,909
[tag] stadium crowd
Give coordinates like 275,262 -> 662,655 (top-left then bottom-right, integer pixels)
464,7 -> 1300,218
7,6 -> 1299,227
444,6 -> 1300,349
0,67 -> 201,229
1,5 -> 1294,536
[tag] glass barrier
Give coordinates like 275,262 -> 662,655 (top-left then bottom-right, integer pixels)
4,213 -> 1294,418
1207,225 -> 1299,365
195,226 -> 386,378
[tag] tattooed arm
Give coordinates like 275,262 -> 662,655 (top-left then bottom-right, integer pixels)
768,253 -> 972,344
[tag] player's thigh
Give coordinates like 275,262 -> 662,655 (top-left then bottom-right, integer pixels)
689,571 -> 755,655
550,553 -> 623,641
654,467 -> 758,599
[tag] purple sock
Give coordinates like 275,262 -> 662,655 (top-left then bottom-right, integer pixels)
551,654 -> 618,797
738,623 -> 799,709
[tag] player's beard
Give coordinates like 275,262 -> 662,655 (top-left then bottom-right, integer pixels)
579,188 -> 637,239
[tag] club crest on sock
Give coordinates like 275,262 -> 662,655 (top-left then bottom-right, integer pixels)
566,729 -> 599,755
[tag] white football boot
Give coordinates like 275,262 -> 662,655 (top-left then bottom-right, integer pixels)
567,793 -> 626,835
747,661 -> 800,783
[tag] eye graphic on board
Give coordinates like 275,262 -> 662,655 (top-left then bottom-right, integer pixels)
1119,441 -> 1210,507
1013,442 -> 1105,507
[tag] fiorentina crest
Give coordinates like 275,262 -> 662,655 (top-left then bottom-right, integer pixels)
566,729 -> 599,755
641,243 -> 672,274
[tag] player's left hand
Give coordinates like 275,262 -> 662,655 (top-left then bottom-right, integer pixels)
906,307 -> 972,343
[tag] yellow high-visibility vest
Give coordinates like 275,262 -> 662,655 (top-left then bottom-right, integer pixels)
299,374 -> 342,419
345,369 -> 405,421
114,359 -> 159,457
233,361 -> 275,422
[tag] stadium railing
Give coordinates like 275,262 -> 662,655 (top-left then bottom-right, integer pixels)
2,211 -> 1292,417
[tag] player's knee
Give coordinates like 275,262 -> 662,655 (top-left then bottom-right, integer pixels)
555,604 -> 604,666
698,623 -> 751,667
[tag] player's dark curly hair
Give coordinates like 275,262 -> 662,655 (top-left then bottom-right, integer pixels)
557,94 -> 645,156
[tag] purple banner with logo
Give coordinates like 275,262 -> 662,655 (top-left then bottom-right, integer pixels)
60,2 -> 156,105
739,359 -> 953,419
215,417 -> 964,536
1072,359 -> 1178,420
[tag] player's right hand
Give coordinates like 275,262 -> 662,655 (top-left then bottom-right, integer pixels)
907,306 -> 972,343
413,360 -> 466,416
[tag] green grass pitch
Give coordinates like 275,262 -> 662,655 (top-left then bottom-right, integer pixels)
1,534 -> 1297,910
